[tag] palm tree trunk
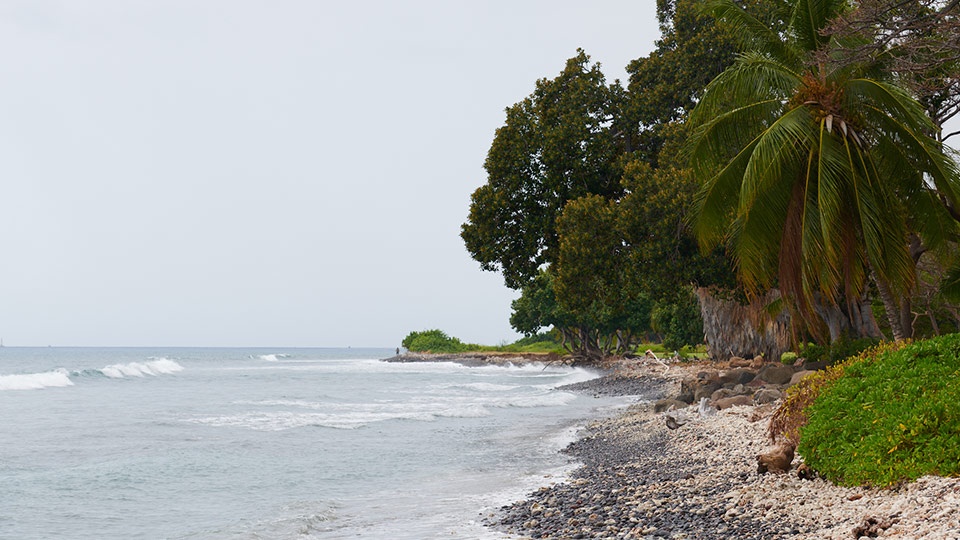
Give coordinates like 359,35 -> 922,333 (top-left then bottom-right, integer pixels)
872,272 -> 906,341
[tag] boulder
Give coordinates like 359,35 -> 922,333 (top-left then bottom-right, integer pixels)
677,377 -> 698,404
711,388 -> 735,402
694,382 -> 722,402
750,355 -> 765,369
696,370 -> 719,384
758,364 -> 795,385
788,370 -> 816,387
729,356 -> 752,368
654,399 -> 690,413
719,368 -> 756,386
753,388 -> 783,404
714,395 -> 753,410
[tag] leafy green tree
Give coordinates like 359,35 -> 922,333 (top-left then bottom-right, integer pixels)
687,0 -> 960,341
461,50 -> 626,289
624,0 -> 789,165
554,195 -> 635,358
618,157 -> 735,300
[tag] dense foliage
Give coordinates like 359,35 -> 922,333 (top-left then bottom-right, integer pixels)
460,50 -> 625,290
799,335 -> 960,486
460,0 -> 960,360
687,0 -> 960,343
798,337 -> 881,365
769,340 -> 908,447
401,330 -> 474,354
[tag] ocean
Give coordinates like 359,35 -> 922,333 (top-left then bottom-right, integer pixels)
0,347 -> 634,539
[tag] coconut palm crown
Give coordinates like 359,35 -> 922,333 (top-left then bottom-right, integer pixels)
687,0 -> 960,339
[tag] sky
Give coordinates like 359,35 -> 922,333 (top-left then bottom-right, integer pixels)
0,1 -> 662,347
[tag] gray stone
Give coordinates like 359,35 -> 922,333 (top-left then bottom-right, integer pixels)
753,388 -> 783,404
654,399 -> 689,413
758,364 -> 795,385
788,370 -> 816,387
711,388 -> 735,402
694,382 -> 722,401
719,368 -> 756,385
714,394 -> 754,409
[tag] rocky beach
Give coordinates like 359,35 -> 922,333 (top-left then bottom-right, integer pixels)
391,352 -> 960,539
488,356 -> 960,540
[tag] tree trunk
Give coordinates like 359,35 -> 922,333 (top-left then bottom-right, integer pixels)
695,288 -> 792,361
811,293 -> 883,342
873,273 -> 907,341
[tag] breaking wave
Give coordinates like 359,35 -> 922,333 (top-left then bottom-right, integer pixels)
99,358 -> 184,378
0,369 -> 74,391
1,358 -> 184,390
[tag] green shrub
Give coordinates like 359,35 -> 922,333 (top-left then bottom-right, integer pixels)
768,341 -> 907,448
799,337 -> 880,365
798,335 -> 960,487
780,351 -> 798,365
401,329 -> 473,353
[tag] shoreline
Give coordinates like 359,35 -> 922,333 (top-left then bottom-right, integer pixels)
382,351 -> 569,367
494,359 -> 960,540
388,353 -> 960,539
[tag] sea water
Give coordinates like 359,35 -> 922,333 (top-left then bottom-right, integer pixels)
0,348 -> 635,539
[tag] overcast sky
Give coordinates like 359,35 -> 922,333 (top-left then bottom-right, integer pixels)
0,1 -> 661,347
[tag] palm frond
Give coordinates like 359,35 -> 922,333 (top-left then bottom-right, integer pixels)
691,53 -> 799,126
702,0 -> 801,66
790,0 -> 846,54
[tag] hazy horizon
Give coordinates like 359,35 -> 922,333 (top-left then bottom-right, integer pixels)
0,1 -> 661,348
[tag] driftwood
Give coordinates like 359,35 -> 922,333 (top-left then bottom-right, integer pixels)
757,443 -> 796,474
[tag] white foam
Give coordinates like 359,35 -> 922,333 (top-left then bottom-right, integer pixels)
494,391 -> 579,408
100,358 -> 184,378
0,369 -> 74,391
445,382 -> 521,392
257,354 -> 291,362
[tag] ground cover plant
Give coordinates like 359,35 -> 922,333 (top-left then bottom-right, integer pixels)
798,334 -> 960,487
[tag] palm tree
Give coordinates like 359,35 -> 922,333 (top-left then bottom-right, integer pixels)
686,0 -> 960,341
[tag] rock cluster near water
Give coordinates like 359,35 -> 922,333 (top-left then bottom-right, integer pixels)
487,358 -> 960,540
652,356 -> 818,415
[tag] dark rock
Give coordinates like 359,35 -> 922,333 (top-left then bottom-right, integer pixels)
758,364 -> 796,385
797,463 -> 817,480
753,388 -> 783,404
665,415 -> 685,430
654,399 -> 689,413
694,382 -> 722,401
711,388 -> 735,402
788,370 -> 816,387
719,368 -> 756,385
714,395 -> 753,409
696,370 -> 719,383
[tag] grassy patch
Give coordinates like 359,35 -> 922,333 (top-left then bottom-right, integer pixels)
798,335 -> 960,487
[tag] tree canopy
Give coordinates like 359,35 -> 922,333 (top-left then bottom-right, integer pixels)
687,0 -> 960,341
461,50 -> 625,290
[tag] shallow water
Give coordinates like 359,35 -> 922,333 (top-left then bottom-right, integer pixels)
0,347 -> 632,539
